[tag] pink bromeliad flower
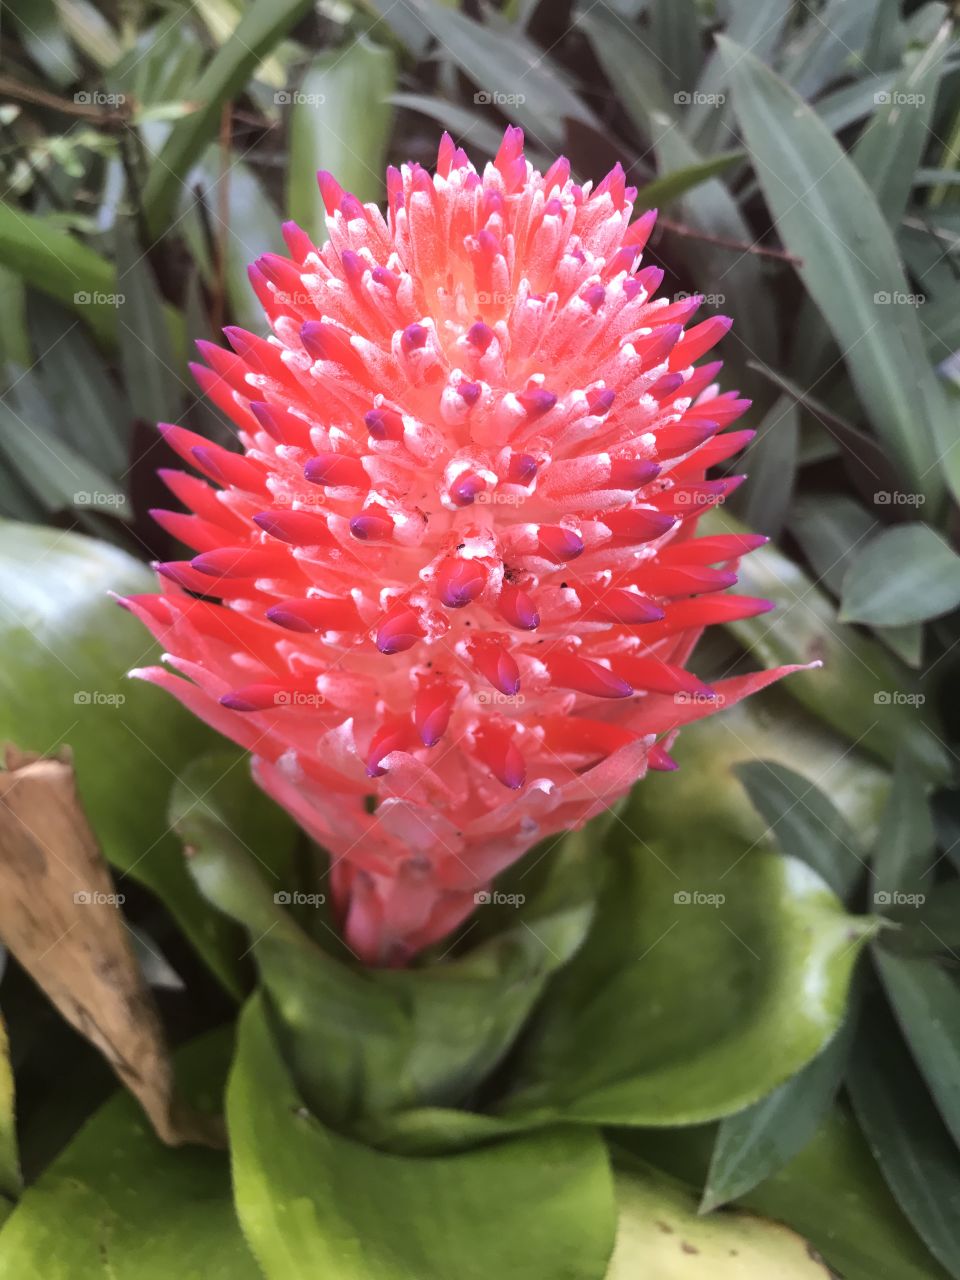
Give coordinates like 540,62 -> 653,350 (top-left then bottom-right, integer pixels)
123,127 -> 801,965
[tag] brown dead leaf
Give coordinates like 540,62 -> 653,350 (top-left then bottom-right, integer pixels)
0,745 -> 222,1147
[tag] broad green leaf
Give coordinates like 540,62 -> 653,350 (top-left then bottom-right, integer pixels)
143,0 -> 315,234
0,1029 -> 260,1278
608,1168 -> 827,1278
502,720 -> 875,1126
0,267 -> 29,369
5,0 -> 79,86
0,205 -> 118,345
706,508 -> 952,783
789,493 -> 878,596
689,0 -> 791,148
741,395 -> 797,538
388,94 -> 553,168
115,218 -> 183,424
853,20 -> 953,226
0,1010 -> 20,1215
179,756 -> 599,1127
780,0 -> 886,98
849,997 -> 960,1280
719,36 -> 954,507
700,1022 -> 852,1213
840,524 -> 960,626
0,522 -> 241,993
398,0 -> 596,150
0,204 -> 183,350
878,881 -> 960,956
0,400 -> 131,519
633,1107 -> 952,1280
287,39 -> 396,245
733,760 -> 866,899
648,0 -> 703,101
54,0 -> 121,68
871,753 -> 937,904
25,294 -> 131,475
634,150 -> 744,208
228,994 -> 617,1280
876,950 -> 960,1150
574,4 -> 677,137
648,114 -> 777,391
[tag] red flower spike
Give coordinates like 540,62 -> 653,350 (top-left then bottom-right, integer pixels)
127,127 -> 803,965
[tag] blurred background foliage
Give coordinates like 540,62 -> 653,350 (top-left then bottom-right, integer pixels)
3,0 -> 960,1276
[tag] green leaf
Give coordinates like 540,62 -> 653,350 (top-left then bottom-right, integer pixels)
633,1106 -> 953,1280
578,4 -> 677,138
0,205 -> 117,345
849,996 -> 960,1280
719,36 -> 954,507
733,760 -> 866,900
287,38 -> 396,245
634,150 -> 745,208
608,1167 -> 828,1278
24,294 -> 131,475
840,524 -> 960,627
648,0 -> 703,100
228,993 -> 617,1280
142,0 -> 316,235
0,400 -> 131,519
400,0 -> 596,151
179,754 -> 599,1127
788,493 -> 878,597
878,881 -> 960,956
740,396 -> 797,538
706,508 -> 952,783
852,20 -> 953,226
876,950 -> 960,1150
0,1028 -> 260,1278
115,218 -> 183,425
502,715 -> 875,1126
700,1022 -> 852,1213
871,753 -> 936,905
0,521 -> 241,993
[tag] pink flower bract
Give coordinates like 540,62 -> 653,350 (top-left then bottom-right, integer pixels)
124,127 -> 800,964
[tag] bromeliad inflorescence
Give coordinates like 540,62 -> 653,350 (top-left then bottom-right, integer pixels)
123,127 -> 801,964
